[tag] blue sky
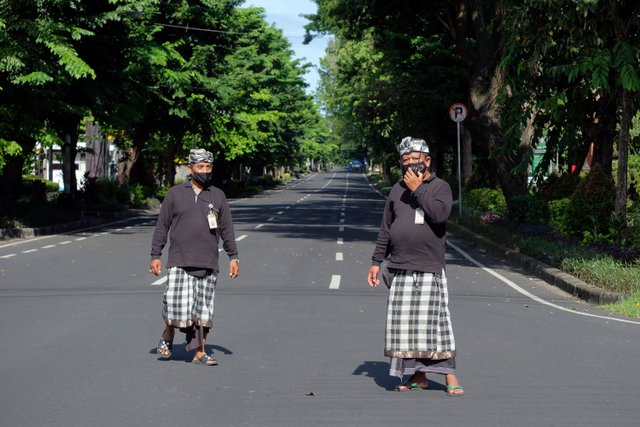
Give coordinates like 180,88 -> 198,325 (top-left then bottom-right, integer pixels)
246,0 -> 331,94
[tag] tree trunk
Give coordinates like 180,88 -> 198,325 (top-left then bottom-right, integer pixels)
1,135 -> 36,201
165,138 -> 177,187
460,121 -> 472,187
615,89 -> 631,216
62,133 -> 78,195
591,94 -> 617,176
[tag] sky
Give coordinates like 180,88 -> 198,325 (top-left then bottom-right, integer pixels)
246,0 -> 331,94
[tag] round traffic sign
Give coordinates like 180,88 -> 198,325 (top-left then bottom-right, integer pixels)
449,103 -> 467,122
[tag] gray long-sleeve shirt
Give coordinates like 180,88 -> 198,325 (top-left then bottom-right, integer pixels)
372,175 -> 452,274
151,181 -> 238,272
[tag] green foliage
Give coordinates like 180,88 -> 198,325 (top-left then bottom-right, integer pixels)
509,193 -> 548,224
566,165 -> 615,237
462,188 -> 508,217
548,198 -> 572,235
599,290 -> 640,319
21,175 -> 59,193
535,172 -> 582,203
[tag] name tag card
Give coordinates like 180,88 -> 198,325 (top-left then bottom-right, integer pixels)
208,212 -> 218,229
415,208 -> 424,225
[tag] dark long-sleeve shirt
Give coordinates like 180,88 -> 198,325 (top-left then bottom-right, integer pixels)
372,175 -> 452,274
151,181 -> 238,272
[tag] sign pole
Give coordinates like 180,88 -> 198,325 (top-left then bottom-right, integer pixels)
457,121 -> 462,217
449,103 -> 467,217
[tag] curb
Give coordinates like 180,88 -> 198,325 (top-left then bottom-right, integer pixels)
447,221 -> 628,306
0,209 -> 156,240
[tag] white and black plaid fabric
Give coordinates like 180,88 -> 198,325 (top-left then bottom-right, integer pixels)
384,269 -> 456,359
162,267 -> 217,328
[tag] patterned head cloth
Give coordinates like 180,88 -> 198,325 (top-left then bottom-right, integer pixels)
188,148 -> 213,165
397,137 -> 429,156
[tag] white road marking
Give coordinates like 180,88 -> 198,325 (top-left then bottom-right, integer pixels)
59,241 -> 71,245
268,217 -> 275,221
1,254 -> 17,258
115,229 -> 123,232
22,249 -> 37,253
285,206 -> 291,209
41,245 -> 56,249
339,226 -> 344,232
277,211 -> 284,214
336,252 -> 343,261
340,213 -> 345,216
75,237 -> 86,241
125,226 -> 132,229
341,208 -> 345,211
255,224 -> 264,229
446,241 -> 640,326
340,219 -> 345,223
152,277 -> 167,286
337,238 -> 343,245
236,235 -> 247,241
100,232 -> 108,235
329,275 -> 341,289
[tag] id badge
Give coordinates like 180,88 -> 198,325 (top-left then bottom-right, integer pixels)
207,212 -> 218,229
415,208 -> 425,225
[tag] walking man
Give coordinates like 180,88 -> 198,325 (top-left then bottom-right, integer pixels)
150,148 -> 239,366
367,137 -> 463,396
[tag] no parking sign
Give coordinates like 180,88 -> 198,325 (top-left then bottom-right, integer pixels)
449,103 -> 467,122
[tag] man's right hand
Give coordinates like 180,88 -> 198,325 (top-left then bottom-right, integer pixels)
150,259 -> 162,276
367,265 -> 380,287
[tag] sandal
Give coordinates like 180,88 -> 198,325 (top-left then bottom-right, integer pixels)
395,381 -> 426,392
446,385 -> 464,397
157,338 -> 173,359
192,354 -> 218,366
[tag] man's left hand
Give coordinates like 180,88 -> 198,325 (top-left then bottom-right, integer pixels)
229,260 -> 239,279
404,168 -> 423,192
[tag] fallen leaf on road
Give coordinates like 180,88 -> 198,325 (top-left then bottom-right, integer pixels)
524,305 -> 529,307
359,310 -> 365,312
306,392 -> 316,396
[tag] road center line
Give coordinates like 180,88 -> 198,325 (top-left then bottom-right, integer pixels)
329,275 -> 341,289
22,249 -> 37,253
267,217 -> 275,221
254,224 -> 264,229
59,241 -> 71,245
1,254 -> 17,258
337,238 -> 343,245
75,237 -> 86,241
236,235 -> 247,241
151,277 -> 167,286
336,252 -> 343,261
339,226 -> 344,232
277,211 -> 283,214
41,245 -> 56,249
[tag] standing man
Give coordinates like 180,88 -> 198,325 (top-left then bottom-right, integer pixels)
150,148 -> 239,366
367,137 -> 463,396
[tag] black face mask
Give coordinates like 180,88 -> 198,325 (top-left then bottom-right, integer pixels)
402,162 -> 427,176
192,172 -> 212,186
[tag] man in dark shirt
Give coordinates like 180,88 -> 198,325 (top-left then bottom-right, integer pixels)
150,148 -> 239,366
367,137 -> 463,396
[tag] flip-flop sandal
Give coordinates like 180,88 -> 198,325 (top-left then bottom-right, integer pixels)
157,338 -> 173,359
192,354 -> 218,366
446,385 -> 464,397
395,381 -> 426,392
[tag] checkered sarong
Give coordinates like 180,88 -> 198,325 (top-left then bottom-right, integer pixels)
162,267 -> 217,328
384,269 -> 456,359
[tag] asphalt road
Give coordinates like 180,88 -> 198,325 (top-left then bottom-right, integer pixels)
1,169 -> 639,427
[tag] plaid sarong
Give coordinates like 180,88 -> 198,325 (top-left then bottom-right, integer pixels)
384,268 -> 456,359
162,267 -> 217,328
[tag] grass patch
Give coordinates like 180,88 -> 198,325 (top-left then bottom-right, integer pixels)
599,290 -> 640,318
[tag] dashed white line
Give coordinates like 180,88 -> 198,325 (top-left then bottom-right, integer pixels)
340,219 -> 345,223
236,235 -> 247,241
285,206 -> 291,209
75,237 -> 86,241
22,249 -> 37,253
125,226 -> 132,229
115,229 -> 123,232
1,254 -> 17,258
329,275 -> 341,289
336,252 -> 343,261
152,277 -> 167,286
267,217 -> 275,221
41,245 -> 56,249
59,241 -> 71,245
339,226 -> 344,232
340,212 -> 345,216
337,238 -> 343,245
100,232 -> 108,235
255,224 -> 264,229
277,211 -> 284,214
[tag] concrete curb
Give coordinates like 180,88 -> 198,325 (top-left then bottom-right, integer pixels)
0,209 -> 156,239
448,221 -> 628,306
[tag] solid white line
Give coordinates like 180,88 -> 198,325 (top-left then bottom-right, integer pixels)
236,235 -> 247,241
254,224 -> 264,229
1,254 -> 16,258
75,237 -> 86,241
339,226 -> 344,232
41,245 -> 56,249
22,249 -> 37,253
329,275 -> 341,289
446,241 -> 640,326
267,217 -> 275,221
337,238 -> 343,245
59,241 -> 71,245
336,252 -> 343,261
151,277 -> 167,286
